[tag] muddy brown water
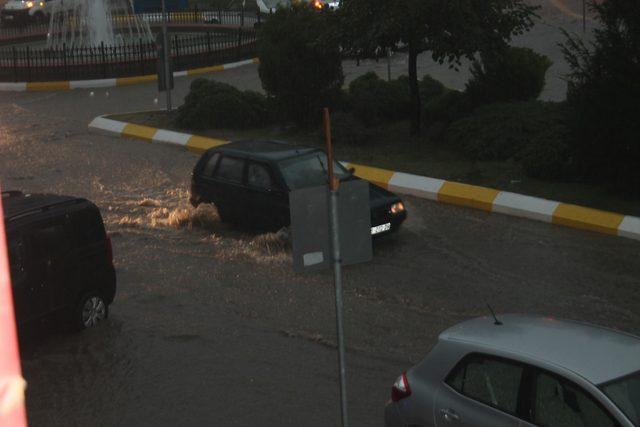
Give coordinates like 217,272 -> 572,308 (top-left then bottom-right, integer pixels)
0,3 -> 638,424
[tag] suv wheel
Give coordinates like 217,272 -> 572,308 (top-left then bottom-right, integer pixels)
74,292 -> 108,331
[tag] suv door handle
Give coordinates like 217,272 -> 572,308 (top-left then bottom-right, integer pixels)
440,408 -> 460,423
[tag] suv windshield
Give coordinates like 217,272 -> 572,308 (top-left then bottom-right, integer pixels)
279,152 -> 351,190
601,372 -> 640,425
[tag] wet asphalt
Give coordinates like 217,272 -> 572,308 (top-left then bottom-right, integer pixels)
1,2 -> 639,425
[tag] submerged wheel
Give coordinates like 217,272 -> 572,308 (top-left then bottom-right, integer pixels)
74,292 -> 108,331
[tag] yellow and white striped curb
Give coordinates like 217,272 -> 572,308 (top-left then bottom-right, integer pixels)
89,116 -> 227,153
0,58 -> 259,92
88,116 -> 640,242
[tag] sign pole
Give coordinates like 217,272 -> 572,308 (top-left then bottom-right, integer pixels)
161,0 -> 172,111
582,0 -> 586,33
324,108 -> 349,427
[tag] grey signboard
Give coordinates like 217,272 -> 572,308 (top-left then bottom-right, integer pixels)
290,180 -> 372,272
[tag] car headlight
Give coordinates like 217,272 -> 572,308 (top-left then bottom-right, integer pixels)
390,202 -> 405,215
26,1 -> 34,7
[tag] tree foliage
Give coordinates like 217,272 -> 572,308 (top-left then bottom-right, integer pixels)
257,4 -> 344,126
339,0 -> 538,135
562,0 -> 640,194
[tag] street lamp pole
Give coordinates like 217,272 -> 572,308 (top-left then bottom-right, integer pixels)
161,0 -> 172,111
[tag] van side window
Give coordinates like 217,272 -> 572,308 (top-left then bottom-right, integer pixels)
26,221 -> 72,261
215,156 -> 244,184
202,153 -> 220,178
446,354 -> 524,415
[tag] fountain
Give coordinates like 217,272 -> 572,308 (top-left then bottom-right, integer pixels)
46,0 -> 154,48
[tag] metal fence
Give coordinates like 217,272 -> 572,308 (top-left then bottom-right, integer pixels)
0,9 -> 260,42
0,28 -> 257,82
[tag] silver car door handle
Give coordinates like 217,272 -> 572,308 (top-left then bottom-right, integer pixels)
440,408 -> 461,422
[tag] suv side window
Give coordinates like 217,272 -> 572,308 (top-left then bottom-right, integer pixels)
534,371 -> 617,427
446,354 -> 524,415
247,162 -> 274,190
202,153 -> 220,178
215,156 -> 244,184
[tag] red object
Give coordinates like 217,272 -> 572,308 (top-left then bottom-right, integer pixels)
0,187 -> 27,427
391,372 -> 412,402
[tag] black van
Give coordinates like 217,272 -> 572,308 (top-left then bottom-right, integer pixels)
2,191 -> 116,330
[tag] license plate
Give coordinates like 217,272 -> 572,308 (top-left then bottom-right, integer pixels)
4,15 -> 13,20
371,223 -> 391,235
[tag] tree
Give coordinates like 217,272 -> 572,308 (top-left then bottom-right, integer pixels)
258,4 -> 344,126
466,46 -> 552,106
339,0 -> 538,135
561,0 -> 640,194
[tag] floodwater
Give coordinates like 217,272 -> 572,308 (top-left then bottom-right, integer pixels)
0,1 -> 638,424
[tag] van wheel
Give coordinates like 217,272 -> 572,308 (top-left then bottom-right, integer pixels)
74,292 -> 108,331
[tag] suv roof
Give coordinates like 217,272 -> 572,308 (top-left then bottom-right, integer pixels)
2,191 -> 87,222
439,314 -> 640,385
211,140 -> 319,162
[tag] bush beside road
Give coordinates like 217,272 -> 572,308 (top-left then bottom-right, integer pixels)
110,105 -> 640,219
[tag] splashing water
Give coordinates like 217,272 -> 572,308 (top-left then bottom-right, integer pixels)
47,0 -> 153,48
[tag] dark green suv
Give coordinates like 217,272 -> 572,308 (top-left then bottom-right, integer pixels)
189,140 -> 407,234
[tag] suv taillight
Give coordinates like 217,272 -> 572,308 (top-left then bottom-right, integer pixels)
105,234 -> 113,266
391,372 -> 412,402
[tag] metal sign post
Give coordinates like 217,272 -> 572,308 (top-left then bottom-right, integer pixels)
582,0 -> 586,33
324,108 -> 349,427
161,0 -> 172,111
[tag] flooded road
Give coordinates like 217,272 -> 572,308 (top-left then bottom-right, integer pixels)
1,3 -> 639,425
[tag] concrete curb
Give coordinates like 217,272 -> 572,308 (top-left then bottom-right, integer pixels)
88,116 -> 640,242
0,58 -> 259,92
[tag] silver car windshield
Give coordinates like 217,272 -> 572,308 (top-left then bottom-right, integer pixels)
279,152 -> 350,190
601,371 -> 640,425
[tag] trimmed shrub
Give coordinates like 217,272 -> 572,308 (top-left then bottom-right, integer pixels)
347,72 -> 411,125
328,111 -> 373,146
424,88 -> 473,126
419,74 -> 446,103
466,46 -> 552,106
445,101 -> 571,179
520,132 -> 572,180
176,79 -> 272,130
258,4 -> 343,127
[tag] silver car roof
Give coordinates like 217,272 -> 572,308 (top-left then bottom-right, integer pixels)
439,314 -> 640,385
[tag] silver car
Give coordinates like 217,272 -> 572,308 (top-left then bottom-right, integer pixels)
385,314 -> 640,426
